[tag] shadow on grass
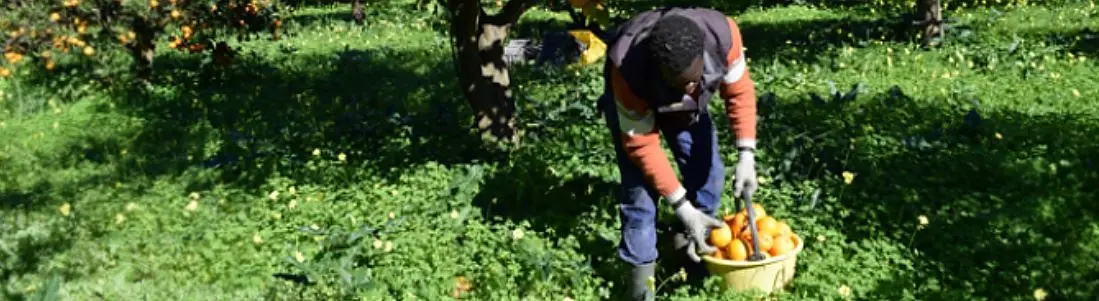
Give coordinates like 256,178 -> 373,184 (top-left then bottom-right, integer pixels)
1,41 -> 501,299
735,11 -> 922,65
471,154 -> 718,299
472,165 -> 629,292
1027,26 -> 1099,58
282,1 -> 447,30
550,1 -> 921,66
285,8 -> 359,27
753,86 -> 1099,299
87,45 -> 499,190
0,217 -> 77,301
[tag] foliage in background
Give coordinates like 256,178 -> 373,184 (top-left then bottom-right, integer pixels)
1,0 -> 1098,300
0,0 -> 285,81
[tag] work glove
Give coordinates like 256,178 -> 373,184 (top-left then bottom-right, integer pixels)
669,196 -> 725,263
734,149 -> 758,200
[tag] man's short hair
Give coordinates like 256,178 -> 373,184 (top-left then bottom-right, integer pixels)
647,14 -> 705,75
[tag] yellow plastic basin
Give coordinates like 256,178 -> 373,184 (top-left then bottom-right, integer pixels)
702,234 -> 804,294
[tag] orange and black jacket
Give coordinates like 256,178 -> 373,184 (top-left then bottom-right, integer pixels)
603,7 -> 758,201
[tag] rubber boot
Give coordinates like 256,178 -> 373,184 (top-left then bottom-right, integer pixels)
626,262 -> 656,301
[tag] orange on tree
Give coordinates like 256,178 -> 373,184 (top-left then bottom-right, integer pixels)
188,43 -> 206,53
4,52 -> 23,64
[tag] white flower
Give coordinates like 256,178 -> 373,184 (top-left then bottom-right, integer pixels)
838,285 -> 852,298
1033,288 -> 1048,301
59,202 -> 72,216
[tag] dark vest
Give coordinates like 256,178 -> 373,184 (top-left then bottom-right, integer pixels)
604,7 -> 737,116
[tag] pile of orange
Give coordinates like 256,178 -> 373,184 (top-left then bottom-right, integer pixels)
707,204 -> 799,261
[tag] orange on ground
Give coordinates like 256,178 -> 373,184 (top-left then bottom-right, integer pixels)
725,239 -> 748,261
769,234 -> 795,257
708,224 -> 734,248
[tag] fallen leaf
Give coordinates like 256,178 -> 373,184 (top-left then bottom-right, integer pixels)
452,276 -> 472,298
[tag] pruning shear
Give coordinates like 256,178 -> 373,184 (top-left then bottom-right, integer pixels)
738,192 -> 767,262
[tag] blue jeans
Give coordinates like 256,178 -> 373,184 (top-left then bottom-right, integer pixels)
597,91 -> 726,267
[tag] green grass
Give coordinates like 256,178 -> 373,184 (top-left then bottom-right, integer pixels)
2,1 -> 1098,300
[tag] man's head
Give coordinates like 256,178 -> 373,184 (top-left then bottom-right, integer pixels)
647,14 -> 705,97
648,14 -> 705,127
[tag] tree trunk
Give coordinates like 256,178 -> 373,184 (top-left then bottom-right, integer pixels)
445,0 -> 534,145
917,0 -> 943,47
127,18 -> 158,80
352,0 -> 364,25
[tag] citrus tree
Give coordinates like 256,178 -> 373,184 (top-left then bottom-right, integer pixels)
0,0 -> 285,80
440,0 -> 608,145
916,0 -> 944,47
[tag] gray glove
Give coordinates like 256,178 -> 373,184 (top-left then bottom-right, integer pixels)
670,196 -> 725,262
734,150 -> 758,200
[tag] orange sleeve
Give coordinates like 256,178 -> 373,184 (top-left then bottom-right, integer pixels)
719,16 -> 758,150
610,65 -> 685,199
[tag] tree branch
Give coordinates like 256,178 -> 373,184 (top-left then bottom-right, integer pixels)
494,0 -> 538,25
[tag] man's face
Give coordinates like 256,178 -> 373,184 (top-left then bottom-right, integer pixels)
655,56 -> 704,127
659,57 -> 703,96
